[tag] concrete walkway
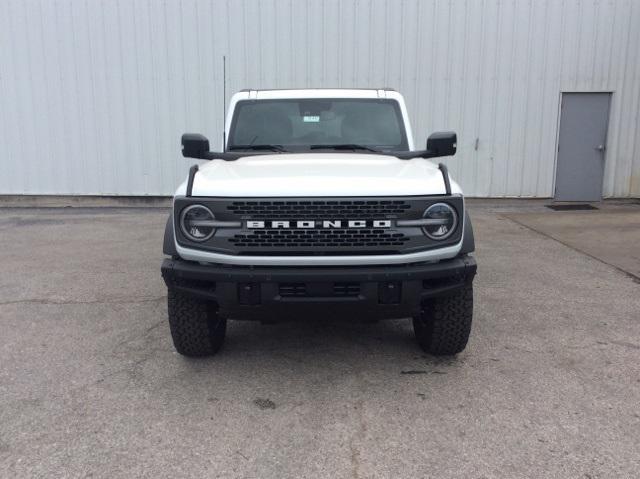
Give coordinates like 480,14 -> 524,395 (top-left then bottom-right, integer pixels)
506,207 -> 640,280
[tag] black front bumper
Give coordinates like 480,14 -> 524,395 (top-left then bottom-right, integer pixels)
161,256 -> 477,321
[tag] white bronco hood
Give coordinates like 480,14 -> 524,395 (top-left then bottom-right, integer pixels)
180,153 -> 461,197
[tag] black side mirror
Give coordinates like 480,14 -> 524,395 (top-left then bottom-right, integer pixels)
427,131 -> 457,157
182,133 -> 211,159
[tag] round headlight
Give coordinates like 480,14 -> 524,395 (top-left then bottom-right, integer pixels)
422,203 -> 458,240
180,205 -> 216,242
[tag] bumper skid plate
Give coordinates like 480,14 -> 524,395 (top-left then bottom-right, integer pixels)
161,256 -> 476,321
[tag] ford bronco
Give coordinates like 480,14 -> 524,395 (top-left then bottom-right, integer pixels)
161,88 -> 476,356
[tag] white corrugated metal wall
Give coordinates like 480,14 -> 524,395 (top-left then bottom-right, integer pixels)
1,0 -> 639,197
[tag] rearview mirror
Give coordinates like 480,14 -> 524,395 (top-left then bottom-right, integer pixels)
426,131 -> 457,157
182,133 -> 211,159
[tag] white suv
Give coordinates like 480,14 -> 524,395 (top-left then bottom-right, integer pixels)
161,89 -> 476,356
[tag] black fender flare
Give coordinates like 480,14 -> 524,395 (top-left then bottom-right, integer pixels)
163,211 -> 178,257
460,211 -> 475,254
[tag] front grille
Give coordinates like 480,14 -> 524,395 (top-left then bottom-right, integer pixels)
227,200 -> 411,219
229,228 -> 409,248
173,195 -> 465,256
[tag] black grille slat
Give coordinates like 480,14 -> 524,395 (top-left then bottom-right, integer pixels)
279,283 -> 307,297
229,228 -> 409,249
333,283 -> 360,297
278,283 -> 361,298
227,200 -> 410,219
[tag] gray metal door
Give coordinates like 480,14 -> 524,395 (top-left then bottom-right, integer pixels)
554,93 -> 611,202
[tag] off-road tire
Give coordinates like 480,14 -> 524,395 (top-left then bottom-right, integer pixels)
167,287 -> 226,357
413,284 -> 473,355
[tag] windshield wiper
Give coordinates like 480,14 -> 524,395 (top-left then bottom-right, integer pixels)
228,144 -> 288,152
309,144 -> 381,153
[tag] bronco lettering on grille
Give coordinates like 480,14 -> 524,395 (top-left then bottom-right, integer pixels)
245,220 -> 393,229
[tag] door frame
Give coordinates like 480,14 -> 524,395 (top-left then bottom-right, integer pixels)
552,90 -> 614,202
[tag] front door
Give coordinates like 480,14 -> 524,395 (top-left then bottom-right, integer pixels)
554,92 -> 611,202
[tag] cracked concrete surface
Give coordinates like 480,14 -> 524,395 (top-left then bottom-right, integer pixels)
0,296 -> 165,306
0,202 -> 639,478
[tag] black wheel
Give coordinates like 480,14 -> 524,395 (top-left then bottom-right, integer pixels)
167,287 -> 226,357
413,284 -> 473,355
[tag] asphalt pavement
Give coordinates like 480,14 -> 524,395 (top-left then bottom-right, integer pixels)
1,200 -> 639,478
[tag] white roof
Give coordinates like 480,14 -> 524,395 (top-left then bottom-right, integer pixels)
237,88 -> 398,100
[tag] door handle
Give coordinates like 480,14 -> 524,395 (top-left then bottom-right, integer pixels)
595,144 -> 605,151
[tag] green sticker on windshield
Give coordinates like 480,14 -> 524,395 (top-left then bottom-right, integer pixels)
303,116 -> 320,122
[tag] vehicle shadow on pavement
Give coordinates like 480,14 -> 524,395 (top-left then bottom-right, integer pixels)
170,317 -> 467,377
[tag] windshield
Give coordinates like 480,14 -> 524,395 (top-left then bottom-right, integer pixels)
227,98 -> 408,152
